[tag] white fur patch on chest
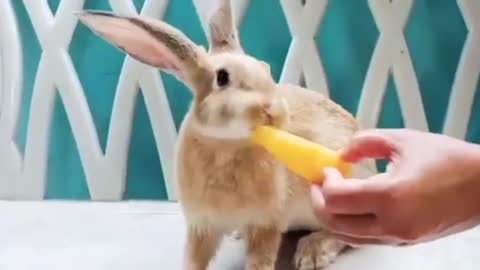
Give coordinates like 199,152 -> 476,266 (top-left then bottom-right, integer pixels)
190,117 -> 252,140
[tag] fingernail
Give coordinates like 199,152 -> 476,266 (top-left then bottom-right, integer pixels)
323,167 -> 342,180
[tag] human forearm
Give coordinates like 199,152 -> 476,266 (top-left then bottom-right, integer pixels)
461,141 -> 480,219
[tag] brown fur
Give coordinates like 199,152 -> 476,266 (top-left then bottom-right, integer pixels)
77,2 -> 377,269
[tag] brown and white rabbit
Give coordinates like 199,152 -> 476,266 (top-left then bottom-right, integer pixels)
77,1 -> 376,269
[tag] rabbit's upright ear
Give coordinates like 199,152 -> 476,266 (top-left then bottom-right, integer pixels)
76,11 -> 208,82
208,0 -> 243,54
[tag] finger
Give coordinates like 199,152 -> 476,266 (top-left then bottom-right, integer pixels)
318,211 -> 385,238
332,233 -> 401,247
310,184 -> 326,210
318,168 -> 387,214
311,184 -> 383,238
341,129 -> 401,163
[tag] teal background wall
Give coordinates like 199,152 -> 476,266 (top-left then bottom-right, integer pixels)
13,0 -> 479,200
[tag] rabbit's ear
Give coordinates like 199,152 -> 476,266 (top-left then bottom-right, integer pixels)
208,0 -> 243,54
76,11 -> 207,81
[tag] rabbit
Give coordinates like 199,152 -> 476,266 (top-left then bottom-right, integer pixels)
77,1 -> 376,269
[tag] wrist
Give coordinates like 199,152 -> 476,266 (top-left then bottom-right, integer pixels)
460,141 -> 480,218
462,141 -> 480,178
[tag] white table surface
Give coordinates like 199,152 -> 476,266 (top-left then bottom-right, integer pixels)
0,201 -> 478,270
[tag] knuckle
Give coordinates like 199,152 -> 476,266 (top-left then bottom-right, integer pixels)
322,190 -> 334,205
320,187 -> 335,206
379,183 -> 403,208
322,190 -> 342,211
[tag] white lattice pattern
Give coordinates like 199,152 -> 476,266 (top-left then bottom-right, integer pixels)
0,0 -> 478,201
0,0 -> 177,200
444,0 -> 480,139
279,0 -> 329,96
357,0 -> 429,130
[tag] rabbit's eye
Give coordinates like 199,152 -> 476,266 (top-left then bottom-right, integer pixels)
216,68 -> 230,87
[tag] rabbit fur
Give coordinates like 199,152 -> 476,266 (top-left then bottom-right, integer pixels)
77,1 -> 377,269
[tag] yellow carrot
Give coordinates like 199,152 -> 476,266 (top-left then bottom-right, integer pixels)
251,125 -> 352,184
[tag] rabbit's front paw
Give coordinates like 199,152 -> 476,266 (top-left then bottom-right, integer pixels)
293,232 -> 346,269
245,225 -> 282,270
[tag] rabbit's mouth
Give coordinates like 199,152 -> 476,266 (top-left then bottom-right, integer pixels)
189,97 -> 288,141
261,98 -> 289,129
262,109 -> 274,126
260,112 -> 286,131
190,114 -> 254,141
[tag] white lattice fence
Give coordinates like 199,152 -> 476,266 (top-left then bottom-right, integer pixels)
0,0 -> 478,201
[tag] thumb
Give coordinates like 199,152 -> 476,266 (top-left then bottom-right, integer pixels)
341,129 -> 400,163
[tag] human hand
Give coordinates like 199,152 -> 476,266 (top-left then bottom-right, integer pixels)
311,128 -> 480,246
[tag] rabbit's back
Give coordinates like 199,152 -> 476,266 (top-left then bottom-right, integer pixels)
278,84 -> 377,231
279,84 -> 360,150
